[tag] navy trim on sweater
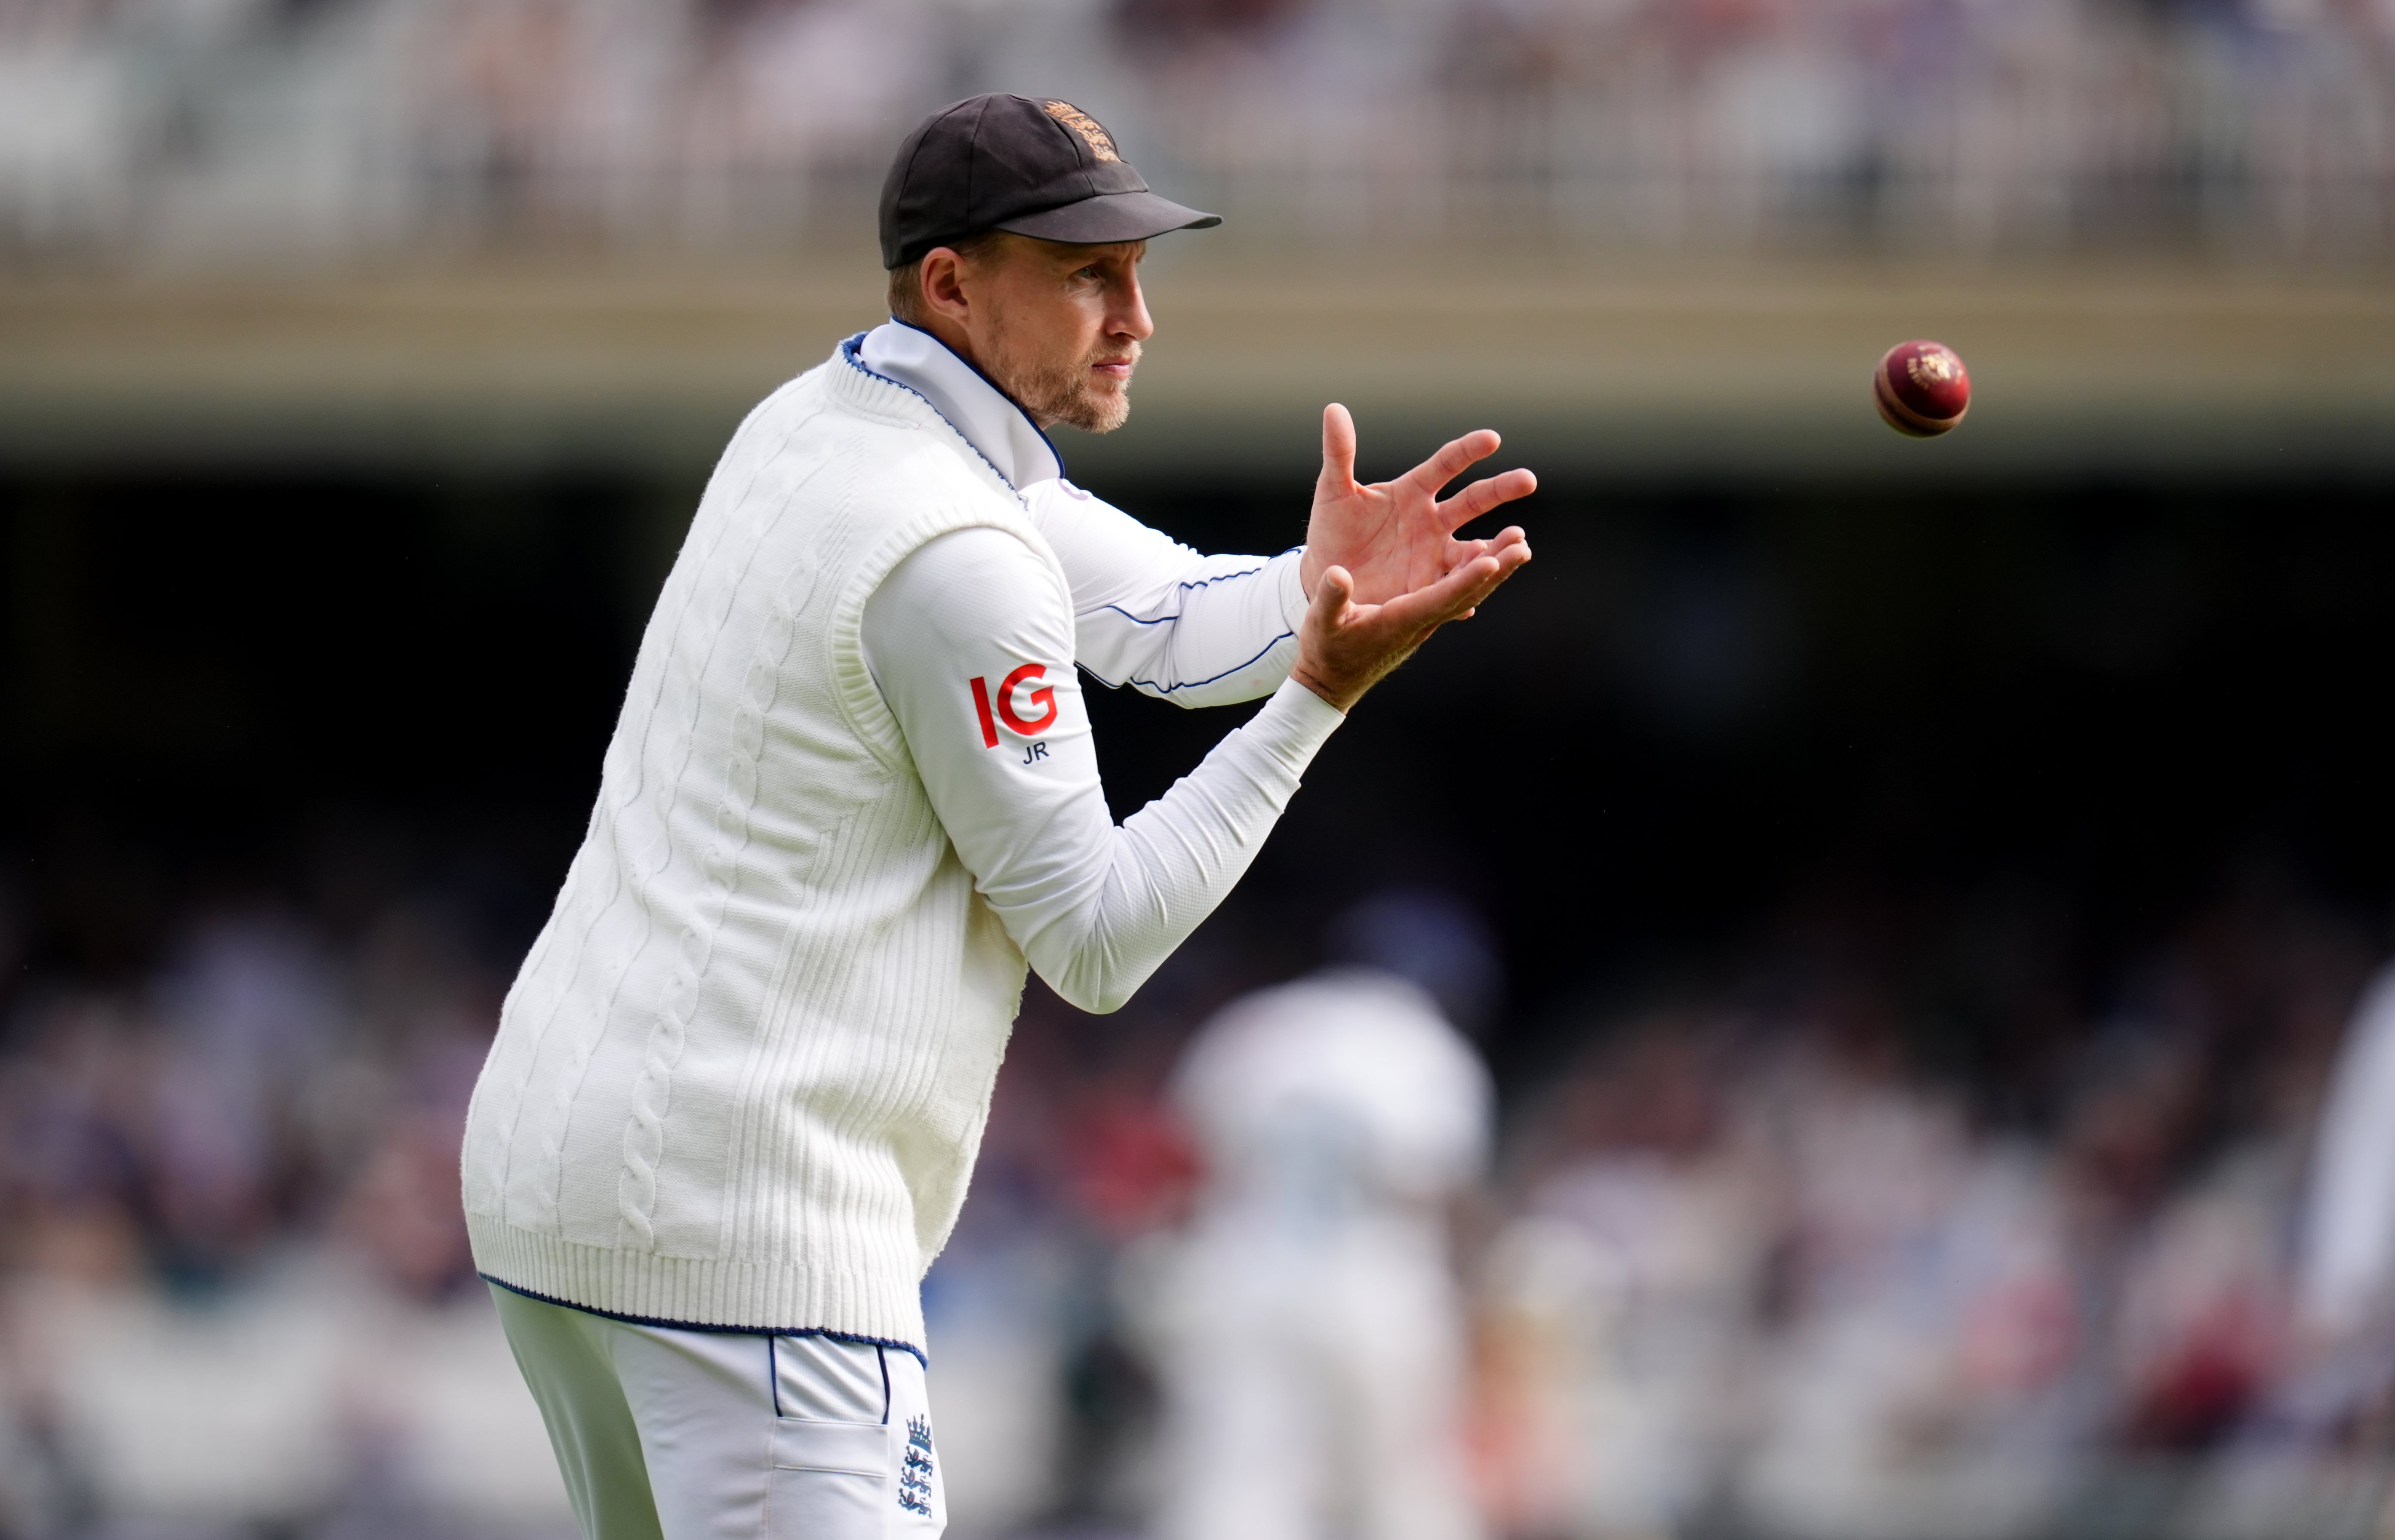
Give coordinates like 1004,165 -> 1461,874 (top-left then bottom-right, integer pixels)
483,1273 -> 930,1367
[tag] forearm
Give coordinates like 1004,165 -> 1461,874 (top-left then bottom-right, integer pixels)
866,527 -> 1340,1017
1026,479 -> 1308,708
1016,679 -> 1340,1011
1077,551 -> 1306,707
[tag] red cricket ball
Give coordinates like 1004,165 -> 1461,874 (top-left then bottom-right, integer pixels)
1874,340 -> 1970,437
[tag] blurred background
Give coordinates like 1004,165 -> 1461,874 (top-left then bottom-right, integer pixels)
4,1 -> 2395,1538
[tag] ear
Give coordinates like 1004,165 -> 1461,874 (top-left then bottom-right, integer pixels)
919,248 -> 972,326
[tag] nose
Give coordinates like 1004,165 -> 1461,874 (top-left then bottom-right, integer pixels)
1113,268 -> 1154,343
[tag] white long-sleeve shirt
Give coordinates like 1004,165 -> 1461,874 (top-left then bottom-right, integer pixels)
856,320 -> 1330,1013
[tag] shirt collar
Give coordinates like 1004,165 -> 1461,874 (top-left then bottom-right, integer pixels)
857,320 -> 1062,489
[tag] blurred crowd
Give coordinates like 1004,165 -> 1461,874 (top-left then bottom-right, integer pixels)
0,0 -> 2389,265
5,833 -> 2392,1540
1473,888 -> 2395,1540
967,876 -> 2395,1540
0,855 -> 568,1539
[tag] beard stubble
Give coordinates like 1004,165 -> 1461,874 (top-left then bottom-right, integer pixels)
991,329 -> 1139,434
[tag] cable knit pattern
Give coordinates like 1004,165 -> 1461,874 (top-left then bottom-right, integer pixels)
613,554 -> 819,1248
459,342 -> 1058,1353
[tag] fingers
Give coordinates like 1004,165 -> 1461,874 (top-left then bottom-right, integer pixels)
1482,528 -> 1528,566
1448,527 -> 1527,564
1296,540 -> 1527,711
1402,428 -> 1502,498
1318,404 -> 1358,495
1370,529 -> 1533,624
1458,544 -> 1529,606
1410,538 -> 1533,624
1433,552 -> 1513,621
1373,553 -> 1504,634
1438,468 -> 1539,533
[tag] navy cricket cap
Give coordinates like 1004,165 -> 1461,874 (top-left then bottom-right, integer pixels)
879,94 -> 1219,270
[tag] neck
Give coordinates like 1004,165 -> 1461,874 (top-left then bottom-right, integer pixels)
910,317 -> 1049,429
859,320 -> 1065,489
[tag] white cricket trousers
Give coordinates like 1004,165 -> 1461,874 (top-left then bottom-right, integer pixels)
490,1285 -> 946,1540
1148,1236 -> 1484,1540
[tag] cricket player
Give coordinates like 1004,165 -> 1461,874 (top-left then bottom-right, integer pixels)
457,93 -> 1533,1540
1147,893 -> 1497,1540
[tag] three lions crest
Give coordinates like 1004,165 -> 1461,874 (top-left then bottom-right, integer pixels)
1042,101 -> 1120,163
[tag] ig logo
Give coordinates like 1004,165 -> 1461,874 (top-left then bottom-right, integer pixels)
969,664 -> 1058,756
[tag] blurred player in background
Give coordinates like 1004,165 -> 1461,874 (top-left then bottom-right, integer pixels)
1142,891 -> 1497,1540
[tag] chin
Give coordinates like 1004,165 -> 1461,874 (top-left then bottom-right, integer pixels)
1059,389 -> 1131,435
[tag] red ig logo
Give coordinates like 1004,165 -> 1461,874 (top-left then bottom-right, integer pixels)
969,664 -> 1057,748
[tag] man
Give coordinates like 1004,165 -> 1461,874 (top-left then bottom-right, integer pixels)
1145,892 -> 1498,1540
459,93 -> 1533,1540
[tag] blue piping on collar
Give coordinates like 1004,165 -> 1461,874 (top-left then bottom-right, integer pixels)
840,324 -> 1068,492
883,318 -> 1068,478
839,332 -> 1022,495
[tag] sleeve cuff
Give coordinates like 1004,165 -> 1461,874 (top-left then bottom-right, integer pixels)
1242,674 -> 1347,777
1274,550 -> 1310,636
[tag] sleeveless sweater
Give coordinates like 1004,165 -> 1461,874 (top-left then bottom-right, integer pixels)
460,338 -> 1065,1352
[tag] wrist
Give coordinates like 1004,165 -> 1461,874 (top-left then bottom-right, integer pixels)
1238,675 -> 1348,779
1290,661 -> 1357,714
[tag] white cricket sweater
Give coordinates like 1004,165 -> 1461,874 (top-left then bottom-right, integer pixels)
462,332 -> 1341,1353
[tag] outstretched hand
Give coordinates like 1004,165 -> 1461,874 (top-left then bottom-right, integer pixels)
1290,405 -> 1535,713
1301,403 -> 1536,607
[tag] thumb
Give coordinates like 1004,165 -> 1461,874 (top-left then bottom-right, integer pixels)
1318,404 -> 1358,494
1309,563 -> 1354,629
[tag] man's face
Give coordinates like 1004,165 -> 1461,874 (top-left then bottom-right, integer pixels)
953,237 -> 1152,433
